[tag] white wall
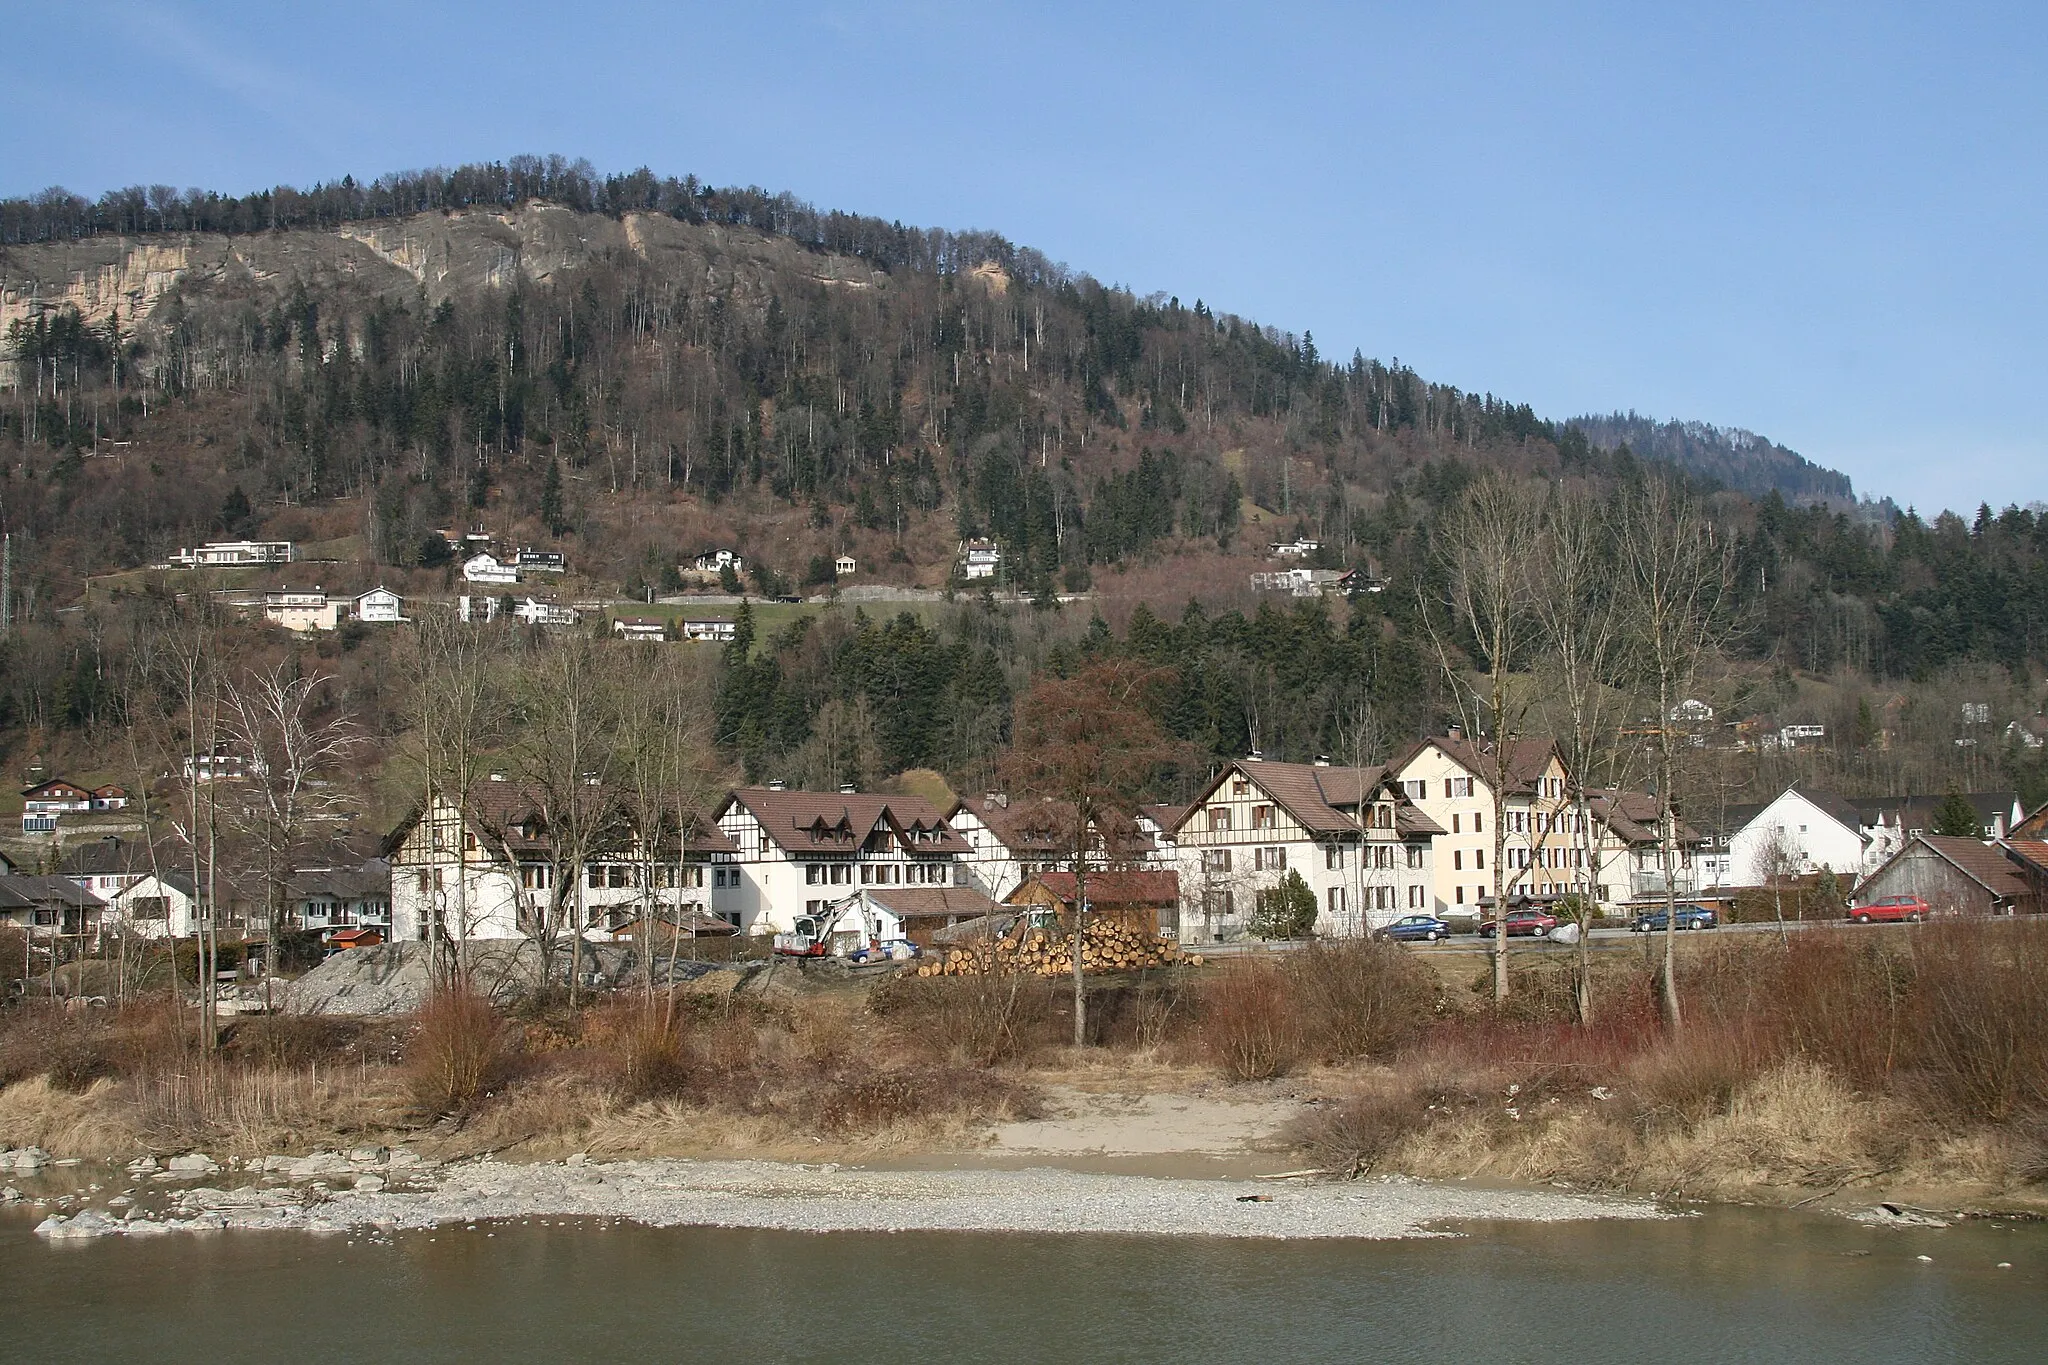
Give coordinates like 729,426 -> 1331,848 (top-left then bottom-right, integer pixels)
1727,790 -> 1865,886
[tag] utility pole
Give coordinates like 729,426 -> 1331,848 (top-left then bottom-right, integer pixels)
1,530 -> 12,638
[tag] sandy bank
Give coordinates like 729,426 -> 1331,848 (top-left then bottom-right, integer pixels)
28,1155 -> 1666,1242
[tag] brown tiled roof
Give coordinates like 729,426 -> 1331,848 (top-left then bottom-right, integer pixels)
1913,836 -> 2035,899
1139,803 -> 1190,834
952,796 -> 1155,858
1392,736 -> 1561,795
864,886 -> 1002,920
387,785 -> 734,859
725,787 -> 969,856
2017,804 -> 2048,840
1234,759 -> 1388,835
1587,790 -> 1701,847
1017,870 -> 1180,906
2001,838 -> 2048,873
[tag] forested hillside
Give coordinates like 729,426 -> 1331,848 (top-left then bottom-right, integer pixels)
2,157 -> 2045,811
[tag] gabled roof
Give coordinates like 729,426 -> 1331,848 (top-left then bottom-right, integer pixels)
2017,802 -> 2048,841
722,788 -> 969,856
2001,839 -> 2048,875
1014,870 -> 1180,907
1853,791 -> 2020,830
1138,803 -> 1189,834
290,859 -> 393,902
1755,783 -> 1865,834
950,796 -> 1156,859
21,778 -> 91,799
1869,835 -> 2035,901
0,875 -> 106,909
862,886 -> 1001,920
1391,735 -> 1562,796
58,835 -> 153,878
385,785 -> 734,860
1178,759 -> 1437,838
1586,790 -> 1701,847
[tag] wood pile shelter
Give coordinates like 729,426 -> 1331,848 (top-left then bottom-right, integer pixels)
1853,835 -> 2040,916
862,886 -> 1001,948
1006,870 -> 1180,935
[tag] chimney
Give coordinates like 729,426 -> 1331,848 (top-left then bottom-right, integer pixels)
767,779 -> 787,792
487,772 -> 507,783
985,792 -> 1008,809
1249,749 -> 1263,761
1445,724 -> 1464,742
1314,754 -> 1331,767
839,783 -> 857,795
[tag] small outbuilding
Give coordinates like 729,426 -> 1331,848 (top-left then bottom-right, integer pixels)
1007,869 -> 1180,936
1853,835 -> 2039,917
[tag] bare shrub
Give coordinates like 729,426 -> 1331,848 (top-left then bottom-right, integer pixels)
225,1015 -> 360,1070
405,988 -> 508,1115
871,968 -> 1057,1066
0,1006 -> 119,1090
581,998 -> 689,1102
1625,1027 -> 1762,1130
1197,961 -> 1301,1081
1906,920 -> 2048,1123
811,1064 -> 1037,1136
1290,1082 -> 1435,1174
1285,939 -> 1438,1062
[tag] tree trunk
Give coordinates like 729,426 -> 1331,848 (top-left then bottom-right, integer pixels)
1070,862 -> 1088,1047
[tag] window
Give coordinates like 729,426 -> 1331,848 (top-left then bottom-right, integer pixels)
1325,846 -> 1344,871
1473,812 -> 1484,834
1232,780 -> 1250,798
1252,804 -> 1275,829
860,866 -> 874,885
1453,850 -> 1462,871
1327,886 -> 1346,914
1408,885 -> 1426,909
831,864 -> 851,885
1451,814 -> 1461,834
1406,845 -> 1423,869
1404,780 -> 1426,801
1455,886 -> 1465,905
806,864 -> 823,886
1202,849 -> 1233,874
1208,807 -> 1233,832
1255,846 -> 1286,871
1476,850 -> 1485,870
130,897 -> 168,920
33,909 -> 57,927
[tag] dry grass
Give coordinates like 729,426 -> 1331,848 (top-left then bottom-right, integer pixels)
1196,961 -> 1302,1081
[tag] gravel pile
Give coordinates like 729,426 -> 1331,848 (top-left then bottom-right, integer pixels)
32,1156 -> 1666,1242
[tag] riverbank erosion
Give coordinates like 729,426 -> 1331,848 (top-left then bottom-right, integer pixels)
1,925 -> 2045,1216
27,1154 -> 1664,1241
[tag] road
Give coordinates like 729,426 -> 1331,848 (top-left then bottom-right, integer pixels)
1197,917 -> 1863,958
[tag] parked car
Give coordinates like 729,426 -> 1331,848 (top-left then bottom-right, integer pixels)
1374,914 -> 1451,943
1475,909 -> 1558,938
1849,895 -> 1930,924
1631,904 -> 1717,932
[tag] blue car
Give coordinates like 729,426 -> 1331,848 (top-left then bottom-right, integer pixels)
1375,914 -> 1451,943
1632,904 -> 1717,932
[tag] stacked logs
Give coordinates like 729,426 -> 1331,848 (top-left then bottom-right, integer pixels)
912,922 -> 1203,978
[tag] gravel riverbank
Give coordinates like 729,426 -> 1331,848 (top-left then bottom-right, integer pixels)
24,1153 -> 1667,1242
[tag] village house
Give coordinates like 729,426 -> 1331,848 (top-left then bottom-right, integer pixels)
1723,785 -> 1866,886
385,784 -> 739,943
714,786 -> 973,936
946,794 -> 1163,902
612,615 -> 670,642
1389,733 -> 1573,914
1008,870 -> 1182,937
353,586 -> 405,623
511,597 -> 577,627
1167,758 -> 1439,942
1854,835 -> 2040,917
1853,791 -> 2025,870
0,875 -> 105,941
462,552 -> 519,585
1268,538 -> 1321,557
290,859 -> 395,943
21,778 -> 93,833
1583,789 -> 1703,908
105,870 -> 202,938
182,745 -> 262,783
515,548 -> 566,574
854,885 -> 1002,948
692,548 -> 745,575
264,588 -> 344,633
456,595 -> 502,624
167,540 -> 294,568
957,539 -> 1001,580
57,834 -> 156,905
681,618 -> 736,644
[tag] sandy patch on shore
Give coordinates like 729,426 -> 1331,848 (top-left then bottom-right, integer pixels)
991,1084 -> 1299,1157
29,1156 -> 1667,1242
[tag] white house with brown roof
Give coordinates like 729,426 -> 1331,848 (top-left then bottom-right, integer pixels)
947,794 -> 1164,902
714,787 -> 973,935
1165,758 -> 1438,942
1726,785 -> 1868,887
1584,789 -> 1703,908
1389,734 -> 1573,914
386,784 -> 738,943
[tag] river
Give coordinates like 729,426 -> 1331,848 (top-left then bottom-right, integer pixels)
5,1198 -> 2042,1361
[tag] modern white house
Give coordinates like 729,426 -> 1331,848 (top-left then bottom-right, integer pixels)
515,548 -> 567,574
456,595 -> 502,623
106,871 -> 202,938
612,616 -> 669,641
681,618 -> 737,643
1725,785 -> 1867,886
1165,758 -> 1438,942
167,540 -> 294,568
290,859 -> 395,943
511,597 -> 577,627
353,587 -> 405,623
1389,733 -> 1573,913
462,553 -> 519,585
958,539 -> 1001,580
713,787 -> 973,936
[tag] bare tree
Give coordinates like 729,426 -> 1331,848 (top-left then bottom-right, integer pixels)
1000,661 -> 1176,1046
1422,475 -> 1546,1002
222,663 -> 362,986
512,638 -> 625,1002
1531,485 -> 1635,1023
1619,476 -> 1733,1029
616,649 -> 724,1001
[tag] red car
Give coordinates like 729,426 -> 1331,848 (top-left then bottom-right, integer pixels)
1849,895 -> 1930,924
1476,909 -> 1558,938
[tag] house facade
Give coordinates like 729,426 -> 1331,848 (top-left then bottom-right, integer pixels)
353,587 -> 405,623
107,871 -> 202,938
462,553 -> 519,585
958,539 -> 1001,580
1389,735 -> 1572,914
168,540 -> 294,568
0,876 -> 106,940
511,597 -> 577,627
714,787 -> 972,936
386,786 -> 739,943
946,794 -> 1162,903
681,618 -> 736,643
1166,758 -> 1438,942
1725,785 -> 1866,886
264,589 -> 344,632
1853,835 -> 2039,916
515,548 -> 566,574
1584,790 -> 1701,908
612,616 -> 669,641
291,860 -> 395,942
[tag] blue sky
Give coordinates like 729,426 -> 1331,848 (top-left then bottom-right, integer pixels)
14,1 -> 2046,515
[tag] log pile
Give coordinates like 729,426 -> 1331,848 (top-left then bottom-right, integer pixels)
912,922 -> 1203,977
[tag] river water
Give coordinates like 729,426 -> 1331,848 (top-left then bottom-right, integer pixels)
5,1198 -> 2043,1362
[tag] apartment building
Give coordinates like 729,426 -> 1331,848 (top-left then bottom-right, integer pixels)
1389,733 -> 1572,914
714,786 -> 972,935
1166,758 -> 1438,942
947,794 -> 1162,902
